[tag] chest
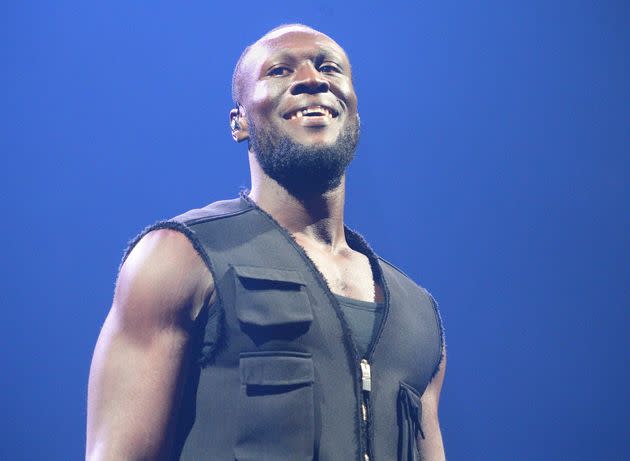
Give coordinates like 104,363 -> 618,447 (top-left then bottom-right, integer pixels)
294,238 -> 382,303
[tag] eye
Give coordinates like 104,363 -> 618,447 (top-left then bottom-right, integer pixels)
319,62 -> 342,74
267,66 -> 292,77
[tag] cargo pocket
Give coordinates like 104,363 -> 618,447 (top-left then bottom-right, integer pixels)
234,351 -> 315,461
398,381 -> 425,461
232,265 -> 313,342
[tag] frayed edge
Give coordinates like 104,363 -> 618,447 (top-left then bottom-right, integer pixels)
343,225 -> 393,354
118,219 -> 225,368
344,226 -> 393,453
240,191 -> 366,459
377,256 -> 446,383
118,220 -> 199,271
425,289 -> 446,381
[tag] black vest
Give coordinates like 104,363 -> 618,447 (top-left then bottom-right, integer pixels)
123,195 -> 443,461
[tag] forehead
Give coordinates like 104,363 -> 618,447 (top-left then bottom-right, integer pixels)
244,29 -> 350,74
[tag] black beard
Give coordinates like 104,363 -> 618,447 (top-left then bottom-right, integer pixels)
249,115 -> 360,197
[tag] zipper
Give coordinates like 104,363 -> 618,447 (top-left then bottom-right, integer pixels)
360,358 -> 372,460
252,200 -> 389,461
360,265 -> 390,461
360,359 -> 372,391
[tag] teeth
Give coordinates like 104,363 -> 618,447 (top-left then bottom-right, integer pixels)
303,106 -> 329,116
289,105 -> 333,119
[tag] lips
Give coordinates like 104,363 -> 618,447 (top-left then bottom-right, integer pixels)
283,105 -> 339,120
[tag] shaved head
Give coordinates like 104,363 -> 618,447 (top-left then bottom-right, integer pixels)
231,24 -> 340,105
228,24 -> 360,196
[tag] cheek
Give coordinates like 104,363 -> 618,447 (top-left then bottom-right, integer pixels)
338,83 -> 358,113
250,83 -> 280,116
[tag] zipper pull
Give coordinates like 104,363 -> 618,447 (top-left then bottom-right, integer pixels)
360,359 -> 371,392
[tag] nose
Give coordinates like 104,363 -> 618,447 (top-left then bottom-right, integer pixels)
290,62 -> 330,95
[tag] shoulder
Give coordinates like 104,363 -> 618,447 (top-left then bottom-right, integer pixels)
378,256 -> 415,281
116,226 -> 214,325
170,196 -> 252,225
378,256 -> 434,301
114,195 -> 250,322
378,255 -> 446,367
121,227 -> 206,278
378,257 -> 440,317
111,195 -> 255,324
119,198 -> 250,286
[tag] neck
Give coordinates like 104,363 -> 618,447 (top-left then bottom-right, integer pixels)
247,152 -> 348,251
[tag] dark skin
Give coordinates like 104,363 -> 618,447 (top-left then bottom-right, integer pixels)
87,25 -> 445,461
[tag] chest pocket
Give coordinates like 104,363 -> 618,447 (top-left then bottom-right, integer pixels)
232,265 -> 313,342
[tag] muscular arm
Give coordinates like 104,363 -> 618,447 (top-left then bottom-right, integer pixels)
86,229 -> 214,461
419,347 -> 447,461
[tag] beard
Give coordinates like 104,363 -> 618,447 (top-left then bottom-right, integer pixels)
249,114 -> 360,196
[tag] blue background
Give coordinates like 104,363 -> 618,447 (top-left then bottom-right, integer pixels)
1,1 -> 628,459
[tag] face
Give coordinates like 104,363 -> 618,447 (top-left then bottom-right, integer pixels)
235,28 -> 360,194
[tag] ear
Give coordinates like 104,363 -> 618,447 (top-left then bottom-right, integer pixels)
229,107 -> 249,143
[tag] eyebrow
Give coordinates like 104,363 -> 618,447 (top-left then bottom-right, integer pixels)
263,47 -> 347,70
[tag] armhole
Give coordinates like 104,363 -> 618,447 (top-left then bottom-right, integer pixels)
377,257 -> 446,381
120,220 -> 206,268
119,220 -> 224,367
425,288 -> 445,381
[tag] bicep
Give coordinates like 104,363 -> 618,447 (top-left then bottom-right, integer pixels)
86,229 -> 213,461
87,308 -> 190,460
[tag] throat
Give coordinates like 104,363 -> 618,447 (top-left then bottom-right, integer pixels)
295,236 -> 381,304
247,158 -> 348,235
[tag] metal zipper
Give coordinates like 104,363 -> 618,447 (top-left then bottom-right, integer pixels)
254,202 -> 387,461
360,359 -> 372,460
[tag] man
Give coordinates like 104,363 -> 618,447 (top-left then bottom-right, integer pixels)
87,24 -> 446,461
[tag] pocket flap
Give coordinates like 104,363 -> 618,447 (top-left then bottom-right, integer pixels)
233,265 -> 306,286
232,265 -> 313,328
240,351 -> 314,386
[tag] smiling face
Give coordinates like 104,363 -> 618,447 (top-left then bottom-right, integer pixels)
232,26 -> 360,195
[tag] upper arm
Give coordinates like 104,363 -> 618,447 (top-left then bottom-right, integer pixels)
86,228 -> 214,461
419,343 -> 447,461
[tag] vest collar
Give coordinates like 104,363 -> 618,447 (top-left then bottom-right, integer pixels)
240,190 -> 392,361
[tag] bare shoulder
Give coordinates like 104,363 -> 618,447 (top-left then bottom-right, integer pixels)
115,228 -> 215,326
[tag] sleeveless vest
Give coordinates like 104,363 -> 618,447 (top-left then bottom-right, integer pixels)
123,195 -> 444,461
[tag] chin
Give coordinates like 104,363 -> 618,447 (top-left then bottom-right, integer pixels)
249,114 -> 359,196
